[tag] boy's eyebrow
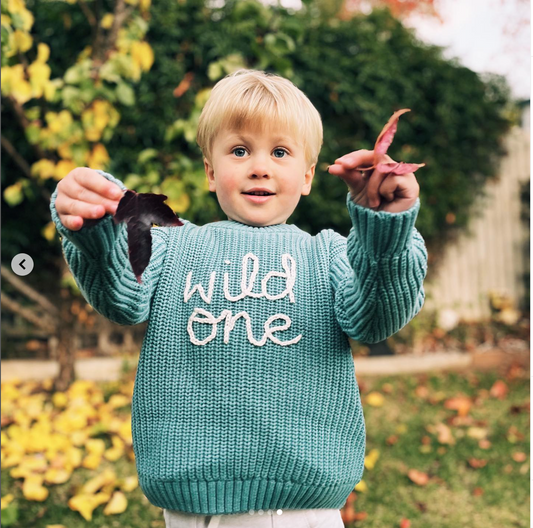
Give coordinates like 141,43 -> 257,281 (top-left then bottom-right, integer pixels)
228,133 -> 296,145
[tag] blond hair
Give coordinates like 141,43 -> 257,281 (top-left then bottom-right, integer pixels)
196,70 -> 323,169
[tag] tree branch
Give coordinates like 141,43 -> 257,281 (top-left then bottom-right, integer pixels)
1,135 -> 32,178
1,264 -> 59,317
1,293 -> 56,333
78,0 -> 97,27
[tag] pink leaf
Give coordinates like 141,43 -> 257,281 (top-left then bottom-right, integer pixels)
376,162 -> 426,175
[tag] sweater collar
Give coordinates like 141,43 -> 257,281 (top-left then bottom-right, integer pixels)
208,219 -> 302,233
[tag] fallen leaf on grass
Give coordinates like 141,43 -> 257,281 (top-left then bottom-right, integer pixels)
400,519 -> 411,528
444,395 -> 472,417
1,494 -> 14,509
435,423 -> 455,445
103,491 -> 128,515
22,474 -> 49,501
472,487 -> 484,497
408,469 -> 429,486
489,380 -> 508,399
507,426 -> 525,443
512,452 -> 527,462
68,492 -> 111,522
467,427 -> 489,440
468,458 -> 487,468
364,449 -> 380,470
365,392 -> 385,407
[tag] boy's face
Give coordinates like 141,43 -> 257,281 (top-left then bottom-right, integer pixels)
204,125 -> 315,227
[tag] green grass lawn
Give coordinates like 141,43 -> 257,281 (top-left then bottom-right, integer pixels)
1,369 -> 529,527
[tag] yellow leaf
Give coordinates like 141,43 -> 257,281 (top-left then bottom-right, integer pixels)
13,29 -> 32,53
52,392 -> 68,408
68,492 -> 110,522
101,13 -> 114,29
1,494 -> 14,510
88,143 -> 110,170
44,467 -> 72,484
54,159 -> 76,180
103,491 -> 128,515
31,159 -> 56,180
41,222 -> 56,242
82,468 -> 116,494
365,391 -> 385,407
118,475 -> 138,492
354,479 -> 368,493
81,452 -> 101,469
131,41 -> 154,72
3,182 -> 24,206
139,0 -> 151,11
86,438 -> 106,455
364,448 -> 380,470
104,436 -> 125,462
167,192 -> 190,214
1,14 -> 12,25
36,42 -> 50,63
108,394 -> 130,409
22,474 -> 49,502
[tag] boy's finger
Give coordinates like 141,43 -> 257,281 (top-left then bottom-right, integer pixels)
366,168 -> 387,208
334,149 -> 374,170
73,168 -> 124,200
59,181 -> 120,216
56,194 -> 107,219
58,214 -> 84,231
328,163 -> 366,191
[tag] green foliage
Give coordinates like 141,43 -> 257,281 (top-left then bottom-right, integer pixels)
1,0 -> 514,269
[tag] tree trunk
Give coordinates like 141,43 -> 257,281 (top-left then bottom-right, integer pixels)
54,294 -> 77,392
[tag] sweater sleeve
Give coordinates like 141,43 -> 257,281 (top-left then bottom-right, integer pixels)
49,169 -> 169,326
330,192 -> 428,343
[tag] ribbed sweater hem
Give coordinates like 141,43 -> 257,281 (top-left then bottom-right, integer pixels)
138,475 -> 355,514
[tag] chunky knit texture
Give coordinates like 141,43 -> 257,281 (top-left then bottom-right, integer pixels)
50,170 -> 428,515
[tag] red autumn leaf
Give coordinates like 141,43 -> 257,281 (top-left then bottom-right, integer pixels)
468,458 -> 487,468
400,519 -> 412,528
357,108 -> 425,175
408,469 -> 429,486
512,452 -> 527,462
173,71 -> 195,98
489,380 -> 509,399
113,190 -> 183,283
444,395 -> 472,417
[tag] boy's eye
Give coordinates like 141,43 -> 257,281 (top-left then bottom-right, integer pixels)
232,147 -> 247,157
273,148 -> 288,158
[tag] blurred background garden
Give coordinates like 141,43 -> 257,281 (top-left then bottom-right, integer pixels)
1,0 -> 529,526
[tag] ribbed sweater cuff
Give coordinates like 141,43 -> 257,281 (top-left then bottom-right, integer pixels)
346,193 -> 420,259
49,170 -> 128,259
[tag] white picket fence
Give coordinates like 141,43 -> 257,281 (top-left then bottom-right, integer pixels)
424,126 -> 530,322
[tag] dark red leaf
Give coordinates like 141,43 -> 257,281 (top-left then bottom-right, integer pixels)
113,190 -> 183,283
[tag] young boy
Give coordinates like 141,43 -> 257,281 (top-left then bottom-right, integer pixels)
50,70 -> 427,528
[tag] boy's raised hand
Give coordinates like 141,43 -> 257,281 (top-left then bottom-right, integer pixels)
55,168 -> 124,231
328,149 -> 420,213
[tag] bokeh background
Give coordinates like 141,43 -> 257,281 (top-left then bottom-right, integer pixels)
1,0 -> 530,526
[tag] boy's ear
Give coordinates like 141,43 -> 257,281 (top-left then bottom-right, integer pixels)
204,158 -> 216,192
301,163 -> 316,196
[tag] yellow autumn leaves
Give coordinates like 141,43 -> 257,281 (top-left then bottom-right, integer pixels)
2,0 -> 155,215
1,378 -> 139,521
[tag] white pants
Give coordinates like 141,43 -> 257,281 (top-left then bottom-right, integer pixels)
163,508 -> 345,528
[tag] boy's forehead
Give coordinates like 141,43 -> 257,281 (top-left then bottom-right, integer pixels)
217,126 -> 303,146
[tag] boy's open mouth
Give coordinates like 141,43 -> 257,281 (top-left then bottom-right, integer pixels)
242,191 -> 275,203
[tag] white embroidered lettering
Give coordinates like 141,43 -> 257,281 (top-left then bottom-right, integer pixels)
184,253 -> 301,347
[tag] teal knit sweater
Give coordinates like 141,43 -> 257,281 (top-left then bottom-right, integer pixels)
50,170 -> 427,514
